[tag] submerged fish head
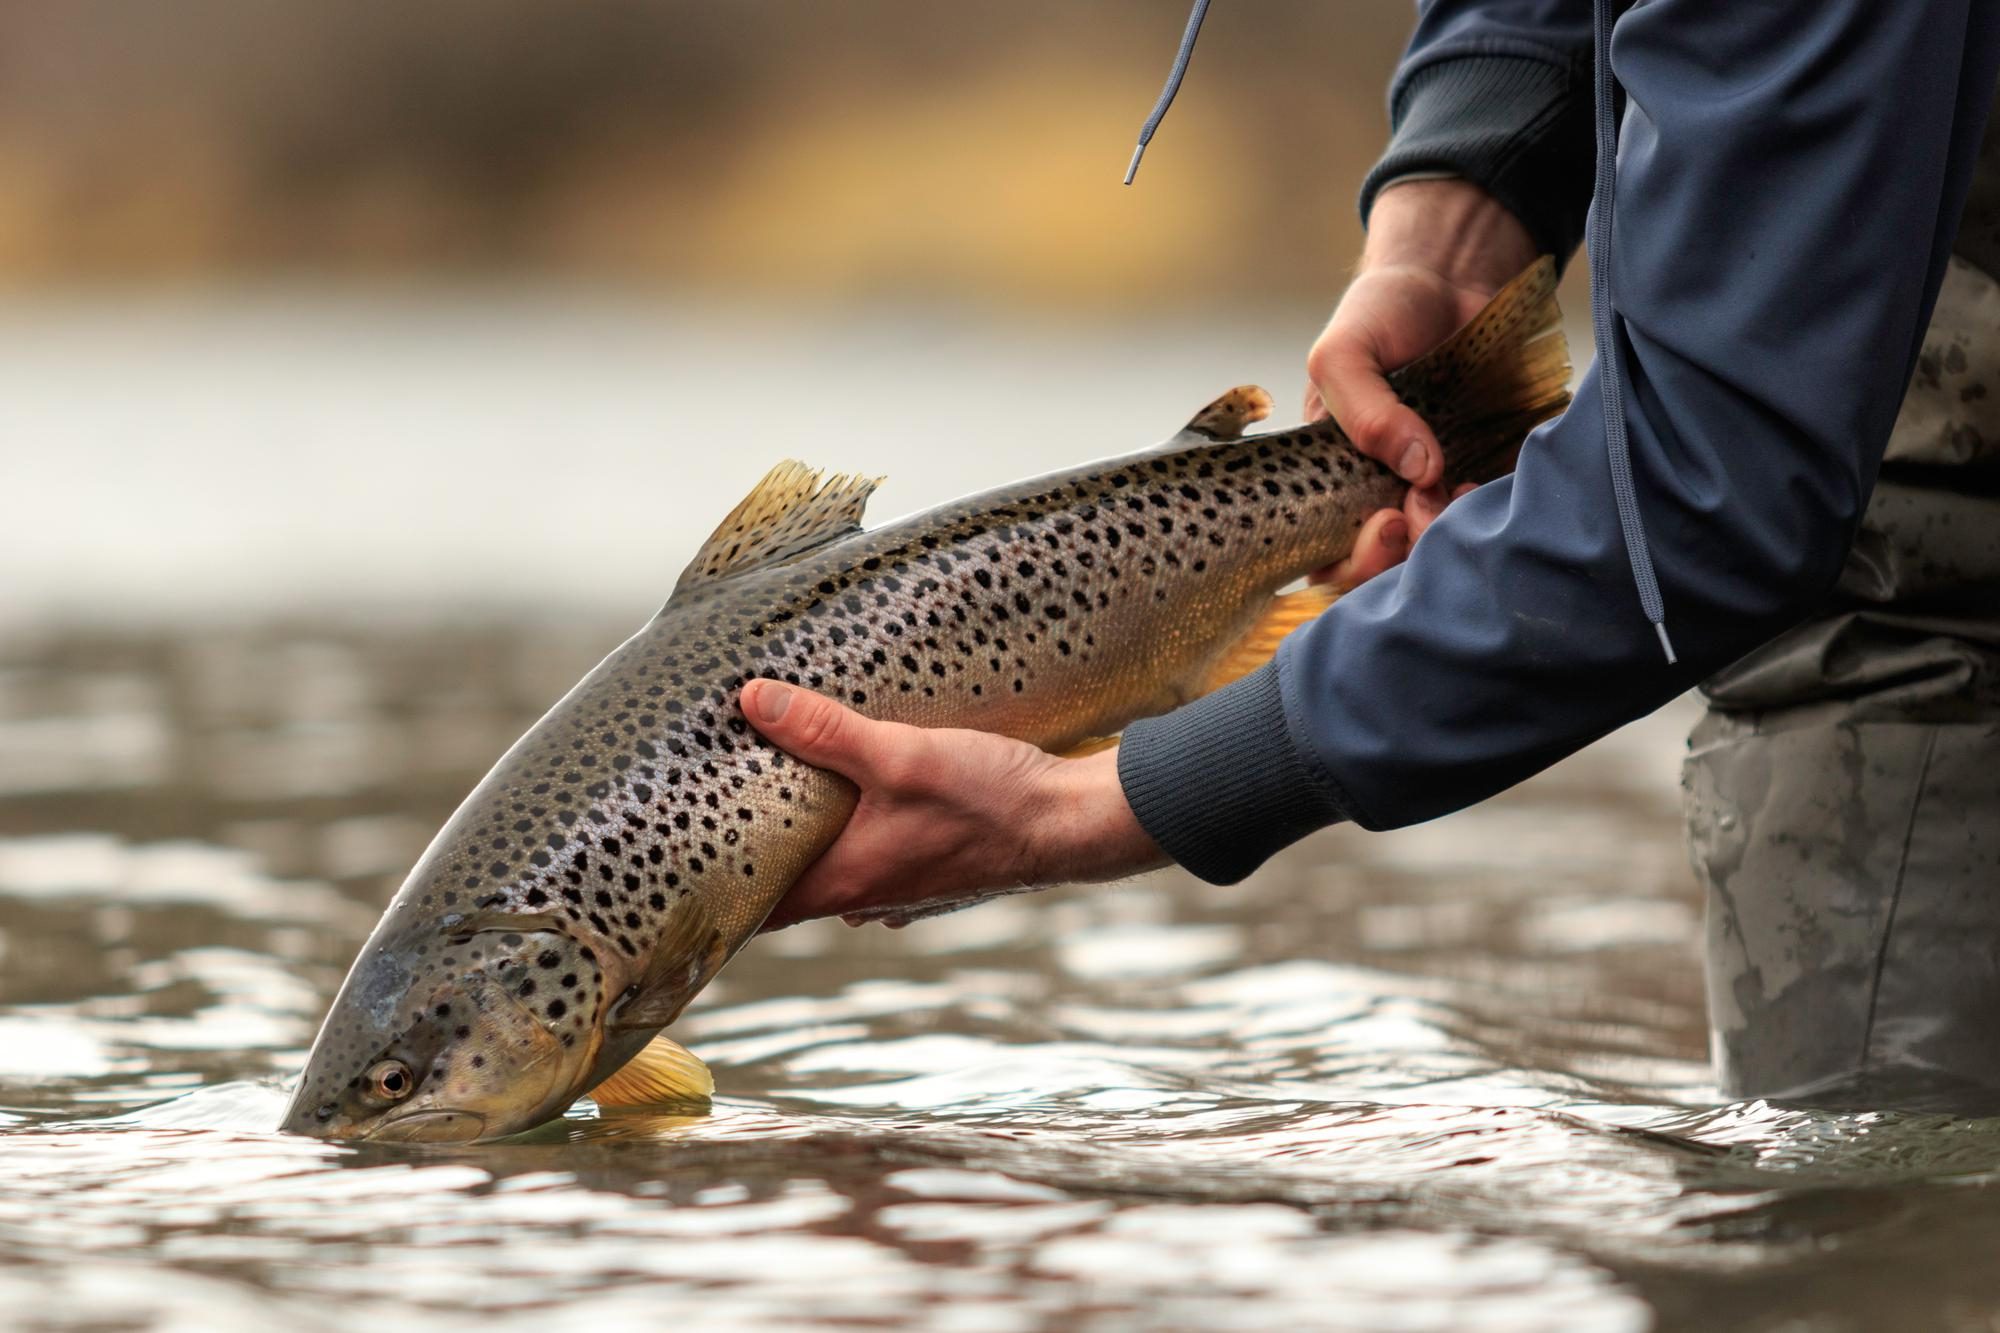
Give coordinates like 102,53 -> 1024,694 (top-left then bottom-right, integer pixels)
282,920 -> 610,1143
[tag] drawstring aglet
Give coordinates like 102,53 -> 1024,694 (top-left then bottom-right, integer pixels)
1653,621 -> 1678,665
1122,0 -> 1212,184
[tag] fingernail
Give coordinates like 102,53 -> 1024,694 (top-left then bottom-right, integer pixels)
1395,440 -> 1429,483
1383,519 -> 1410,555
751,681 -> 791,724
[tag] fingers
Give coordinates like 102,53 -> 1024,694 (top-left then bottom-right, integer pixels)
740,679 -> 894,784
1310,482 -> 1485,589
1312,509 -> 1411,590
1306,329 -> 1441,487
1405,483 -> 1449,537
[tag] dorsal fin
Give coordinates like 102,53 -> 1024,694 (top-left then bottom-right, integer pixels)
1183,385 -> 1273,440
588,1035 -> 714,1108
675,461 -> 882,594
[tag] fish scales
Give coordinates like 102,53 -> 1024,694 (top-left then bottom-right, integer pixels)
284,259 -> 1568,1142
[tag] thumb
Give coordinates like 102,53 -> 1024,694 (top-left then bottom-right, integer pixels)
740,679 -> 880,781
1306,335 -> 1441,488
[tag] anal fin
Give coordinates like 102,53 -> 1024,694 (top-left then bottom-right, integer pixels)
1198,584 -> 1340,696
1052,586 -> 1337,759
589,1035 -> 715,1108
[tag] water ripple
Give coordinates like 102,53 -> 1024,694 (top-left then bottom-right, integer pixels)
6,623 -> 2000,1329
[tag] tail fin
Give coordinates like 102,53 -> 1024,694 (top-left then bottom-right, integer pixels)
1387,256 -> 1571,489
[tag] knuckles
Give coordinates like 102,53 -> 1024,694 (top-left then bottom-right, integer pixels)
1302,335 -> 1355,393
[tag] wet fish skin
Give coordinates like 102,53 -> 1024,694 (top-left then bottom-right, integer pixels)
282,259 -> 1567,1143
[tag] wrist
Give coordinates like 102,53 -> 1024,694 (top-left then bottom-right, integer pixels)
1027,748 -> 1163,887
1360,179 -> 1537,295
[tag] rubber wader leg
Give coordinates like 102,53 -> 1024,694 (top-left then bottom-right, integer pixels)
1686,715 -> 2000,1107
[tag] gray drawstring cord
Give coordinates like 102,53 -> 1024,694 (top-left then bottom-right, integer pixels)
1124,0 -> 1212,184
1589,0 -> 1677,663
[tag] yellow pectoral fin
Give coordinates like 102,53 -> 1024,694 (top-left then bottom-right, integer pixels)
1198,584 -> 1340,697
589,1035 -> 715,1108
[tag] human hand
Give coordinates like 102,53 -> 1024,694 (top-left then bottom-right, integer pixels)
739,679 -> 1165,931
1304,179 -> 1537,589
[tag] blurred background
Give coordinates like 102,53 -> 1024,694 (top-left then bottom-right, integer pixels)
0,0 -> 1446,622
0,2 -> 1405,304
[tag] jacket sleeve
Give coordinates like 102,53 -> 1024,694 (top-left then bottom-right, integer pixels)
1358,1 -> 1597,264
1120,0 -> 2000,885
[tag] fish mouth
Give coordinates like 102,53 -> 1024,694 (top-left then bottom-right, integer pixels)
360,1109 -> 489,1143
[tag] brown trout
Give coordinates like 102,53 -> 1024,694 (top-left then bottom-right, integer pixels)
282,260 -> 1567,1142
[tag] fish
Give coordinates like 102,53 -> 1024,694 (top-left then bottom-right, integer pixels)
281,258 -> 1569,1143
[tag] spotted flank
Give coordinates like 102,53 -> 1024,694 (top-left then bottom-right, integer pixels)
282,259 -> 1569,1143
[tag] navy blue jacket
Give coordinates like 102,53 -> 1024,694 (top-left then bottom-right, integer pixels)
1119,0 -> 2000,882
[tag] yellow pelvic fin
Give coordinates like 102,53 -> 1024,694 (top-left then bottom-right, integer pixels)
588,1035 -> 715,1108
1198,584 -> 1340,697
1056,734 -> 1120,760
675,460 -> 883,594
1183,385 -> 1274,441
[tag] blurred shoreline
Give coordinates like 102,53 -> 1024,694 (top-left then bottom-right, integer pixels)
0,2 -> 1412,309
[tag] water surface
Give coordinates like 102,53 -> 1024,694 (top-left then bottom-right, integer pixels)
10,621 -> 2000,1332
7,296 -> 2000,1331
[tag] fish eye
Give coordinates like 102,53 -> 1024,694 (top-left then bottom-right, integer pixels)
365,1059 -> 415,1103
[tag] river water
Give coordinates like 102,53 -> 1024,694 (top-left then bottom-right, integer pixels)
5,293 -> 2000,1331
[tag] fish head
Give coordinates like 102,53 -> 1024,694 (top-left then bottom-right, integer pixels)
282,919 -> 611,1143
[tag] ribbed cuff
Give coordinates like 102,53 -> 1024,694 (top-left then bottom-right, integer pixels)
1359,53 -> 1595,266
1116,663 -> 1349,886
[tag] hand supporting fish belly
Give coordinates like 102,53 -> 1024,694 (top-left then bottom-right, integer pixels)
732,691 -> 1160,933
282,259 -> 1569,1143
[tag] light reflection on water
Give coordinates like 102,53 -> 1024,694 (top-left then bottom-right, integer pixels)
9,495 -> 2000,1320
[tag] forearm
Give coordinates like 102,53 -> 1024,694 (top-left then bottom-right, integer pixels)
1361,179 -> 1537,290
1128,0 -> 2000,881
